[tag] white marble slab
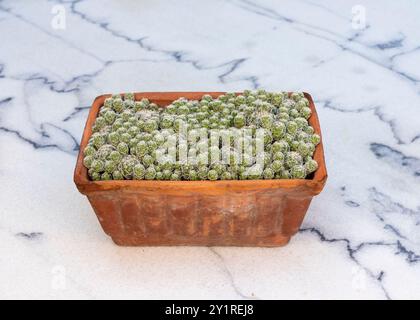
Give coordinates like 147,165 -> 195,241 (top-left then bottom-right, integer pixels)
0,0 -> 419,300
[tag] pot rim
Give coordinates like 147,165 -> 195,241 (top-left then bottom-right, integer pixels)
74,92 -> 327,195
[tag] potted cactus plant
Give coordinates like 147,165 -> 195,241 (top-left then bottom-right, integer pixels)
74,91 -> 327,246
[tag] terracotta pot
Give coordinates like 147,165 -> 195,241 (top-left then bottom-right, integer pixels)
74,92 -> 327,246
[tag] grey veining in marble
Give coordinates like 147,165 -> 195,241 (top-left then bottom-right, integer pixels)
0,0 -> 419,299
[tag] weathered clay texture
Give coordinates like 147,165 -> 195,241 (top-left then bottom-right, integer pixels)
74,92 -> 327,246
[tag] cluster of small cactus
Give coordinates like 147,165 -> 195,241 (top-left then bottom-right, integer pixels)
83,90 -> 320,181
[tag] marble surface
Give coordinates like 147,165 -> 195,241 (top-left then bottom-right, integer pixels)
1,0 -> 420,300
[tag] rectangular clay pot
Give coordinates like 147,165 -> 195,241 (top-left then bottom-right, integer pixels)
74,92 -> 327,246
